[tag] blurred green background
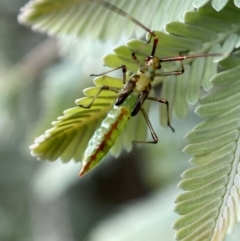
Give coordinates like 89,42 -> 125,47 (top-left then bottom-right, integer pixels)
1,1 -> 240,241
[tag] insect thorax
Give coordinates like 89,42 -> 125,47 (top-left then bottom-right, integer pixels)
134,69 -> 152,94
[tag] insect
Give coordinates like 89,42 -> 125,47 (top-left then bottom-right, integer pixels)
78,1 -> 230,176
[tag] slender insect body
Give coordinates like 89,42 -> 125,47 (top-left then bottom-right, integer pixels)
79,93 -> 138,176
135,69 -> 152,93
116,56 -> 161,109
79,56 -> 164,176
132,56 -> 161,95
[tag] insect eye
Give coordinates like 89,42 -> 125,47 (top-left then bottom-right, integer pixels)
145,56 -> 151,63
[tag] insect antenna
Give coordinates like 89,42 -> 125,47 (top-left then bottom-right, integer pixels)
91,0 -> 158,57
160,52 -> 240,64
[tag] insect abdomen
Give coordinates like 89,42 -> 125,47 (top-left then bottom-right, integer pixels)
79,101 -> 133,176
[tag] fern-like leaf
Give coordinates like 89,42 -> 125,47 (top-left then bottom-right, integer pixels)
173,55 -> 240,241
18,0 -> 195,41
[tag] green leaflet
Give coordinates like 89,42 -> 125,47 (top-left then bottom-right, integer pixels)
181,153 -> 234,178
185,119 -> 240,142
212,0 -> 229,10
165,21 -> 217,42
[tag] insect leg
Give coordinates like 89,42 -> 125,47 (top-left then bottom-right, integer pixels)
79,85 -> 119,109
156,52 -> 234,77
115,79 -> 136,105
147,97 -> 175,132
90,65 -> 127,84
155,61 -> 185,77
160,52 -> 232,63
133,107 -> 158,144
131,89 -> 149,116
132,31 -> 158,66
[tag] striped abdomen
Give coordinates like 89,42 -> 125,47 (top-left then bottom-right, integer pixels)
79,93 -> 138,176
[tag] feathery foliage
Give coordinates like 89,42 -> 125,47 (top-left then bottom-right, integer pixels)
18,0 -> 240,240
173,64 -> 240,241
18,0 -> 194,41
